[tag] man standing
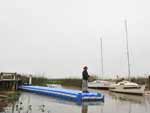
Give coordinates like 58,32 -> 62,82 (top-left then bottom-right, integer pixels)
82,66 -> 90,93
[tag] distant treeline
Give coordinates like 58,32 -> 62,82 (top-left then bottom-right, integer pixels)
20,75 -> 150,89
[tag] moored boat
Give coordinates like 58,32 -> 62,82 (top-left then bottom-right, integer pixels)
88,80 -> 113,90
109,20 -> 145,96
109,80 -> 145,95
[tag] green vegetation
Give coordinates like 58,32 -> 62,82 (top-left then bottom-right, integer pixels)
32,76 -> 49,86
21,75 -> 150,89
21,75 -> 49,86
7,91 -> 21,101
33,77 -> 82,88
0,91 -> 21,101
48,78 -> 82,87
0,91 -> 21,112
21,75 -> 82,87
130,77 -> 147,85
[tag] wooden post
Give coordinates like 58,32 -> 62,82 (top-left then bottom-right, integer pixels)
0,72 -> 3,80
148,76 -> 150,90
29,75 -> 32,85
12,81 -> 15,90
13,75 -> 16,80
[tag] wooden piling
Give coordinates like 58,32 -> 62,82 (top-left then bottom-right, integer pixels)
29,75 -> 32,85
148,76 -> 150,90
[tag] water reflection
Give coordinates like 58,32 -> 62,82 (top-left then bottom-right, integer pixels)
82,104 -> 88,113
6,92 -> 104,113
81,101 -> 104,113
108,92 -> 149,113
109,92 -> 145,104
2,91 -> 150,113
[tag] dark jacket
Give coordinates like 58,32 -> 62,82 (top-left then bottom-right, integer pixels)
82,70 -> 89,80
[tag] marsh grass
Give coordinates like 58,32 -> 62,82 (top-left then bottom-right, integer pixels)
7,91 -> 21,101
20,75 -> 150,89
49,78 -> 82,87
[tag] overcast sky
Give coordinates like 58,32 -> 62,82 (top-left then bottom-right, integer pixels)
0,0 -> 150,78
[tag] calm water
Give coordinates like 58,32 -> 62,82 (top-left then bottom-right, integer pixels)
2,89 -> 150,113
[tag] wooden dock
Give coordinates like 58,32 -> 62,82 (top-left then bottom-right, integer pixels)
0,72 -> 22,90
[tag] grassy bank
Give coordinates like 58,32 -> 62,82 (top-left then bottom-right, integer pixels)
32,77 -> 82,88
21,75 -> 150,89
20,75 -> 82,87
47,78 -> 82,87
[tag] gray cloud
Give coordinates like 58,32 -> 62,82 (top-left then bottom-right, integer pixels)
0,0 -> 150,78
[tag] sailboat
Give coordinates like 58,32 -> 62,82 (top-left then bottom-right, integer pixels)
109,20 -> 145,95
88,38 -> 113,90
109,80 -> 145,95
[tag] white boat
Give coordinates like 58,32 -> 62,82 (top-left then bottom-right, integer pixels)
88,80 -> 113,90
109,80 -> 145,95
109,20 -> 145,96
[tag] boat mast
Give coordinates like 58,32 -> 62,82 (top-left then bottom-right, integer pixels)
124,20 -> 131,80
100,38 -> 104,79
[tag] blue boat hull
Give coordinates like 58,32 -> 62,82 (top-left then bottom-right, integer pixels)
19,85 -> 104,103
